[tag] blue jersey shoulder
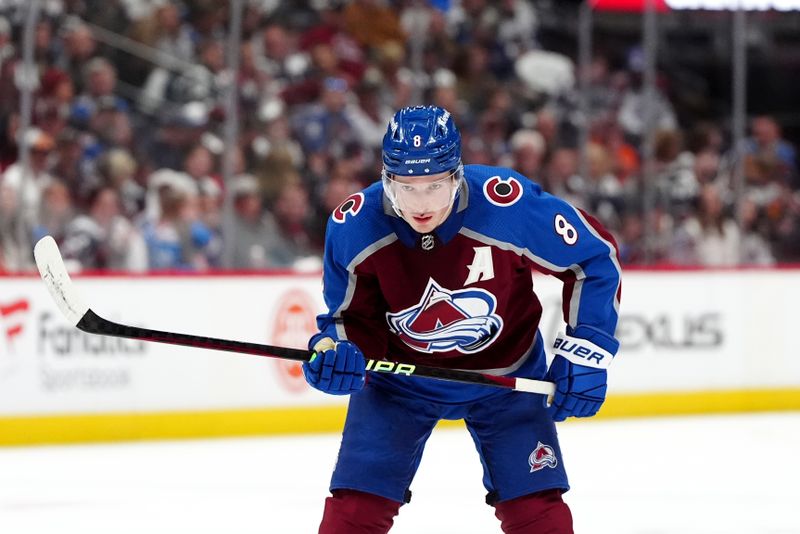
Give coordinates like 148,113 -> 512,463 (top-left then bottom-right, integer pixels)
324,181 -> 395,268
462,164 -> 616,271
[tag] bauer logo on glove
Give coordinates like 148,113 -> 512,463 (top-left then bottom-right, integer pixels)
552,332 -> 614,369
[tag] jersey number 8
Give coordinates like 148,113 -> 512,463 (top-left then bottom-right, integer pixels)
554,214 -> 578,245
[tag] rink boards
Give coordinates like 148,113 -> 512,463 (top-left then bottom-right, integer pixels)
1,269 -> 799,445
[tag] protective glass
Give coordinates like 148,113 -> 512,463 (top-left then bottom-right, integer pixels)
382,165 -> 463,214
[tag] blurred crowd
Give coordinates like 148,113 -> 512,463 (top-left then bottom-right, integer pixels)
0,0 -> 798,273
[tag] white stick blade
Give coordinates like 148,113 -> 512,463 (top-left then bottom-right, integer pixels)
33,235 -> 89,326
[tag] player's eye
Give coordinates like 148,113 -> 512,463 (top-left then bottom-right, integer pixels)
428,183 -> 443,191
399,184 -> 414,192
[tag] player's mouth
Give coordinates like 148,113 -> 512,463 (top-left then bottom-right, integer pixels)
412,214 -> 433,224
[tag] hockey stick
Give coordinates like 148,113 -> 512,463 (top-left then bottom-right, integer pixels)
33,236 -> 555,396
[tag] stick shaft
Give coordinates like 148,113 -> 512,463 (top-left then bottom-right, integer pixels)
76,310 -> 553,394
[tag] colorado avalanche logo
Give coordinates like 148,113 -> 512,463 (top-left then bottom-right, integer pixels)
386,279 -> 503,354
528,442 -> 558,473
332,192 -> 364,223
483,176 -> 523,207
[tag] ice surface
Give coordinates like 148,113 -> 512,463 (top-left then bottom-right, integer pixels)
0,412 -> 798,533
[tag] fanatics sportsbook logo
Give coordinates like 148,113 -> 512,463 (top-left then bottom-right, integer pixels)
1,298 -> 29,352
528,442 -> 557,473
0,298 -> 30,382
386,278 -> 503,354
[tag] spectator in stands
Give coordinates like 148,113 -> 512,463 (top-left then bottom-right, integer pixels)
291,76 -> 359,157
125,2 -> 192,86
270,180 -> 321,265
743,150 -> 783,212
0,181 -> 33,272
250,101 -> 305,175
343,0 -> 406,52
738,197 -> 775,266
196,176 -> 223,268
182,143 -> 219,195
32,18 -> 56,73
585,141 -> 624,232
140,38 -> 225,117
693,149 -> 721,187
582,54 -> 617,123
143,102 -> 209,170
95,147 -> 144,219
54,17 -> 98,95
616,52 -> 678,144
0,112 -> 19,171
1,128 -> 56,223
371,40 -> 413,112
71,57 -> 128,130
254,23 -> 308,86
88,95 -> 134,150
430,68 -> 460,118
507,129 -> 546,184
652,129 -> 699,220
534,108 -> 564,158
49,128 -> 92,208
765,183 -> 800,263
617,211 -> 646,265
0,16 -> 16,119
33,179 -> 74,245
543,147 -> 587,210
593,119 -> 639,184
139,174 -> 212,271
228,174 -> 293,269
0,16 -> 13,71
301,1 -> 366,83
669,183 -> 740,267
237,40 -> 272,125
308,161 -> 363,248
61,185 -> 147,271
129,3 -> 195,63
745,115 -> 797,187
254,145 -> 302,208
34,69 -> 74,139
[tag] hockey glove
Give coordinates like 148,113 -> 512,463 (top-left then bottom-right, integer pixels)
545,326 -> 618,422
302,337 -> 366,395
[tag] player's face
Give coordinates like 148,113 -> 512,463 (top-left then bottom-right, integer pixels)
386,170 -> 458,233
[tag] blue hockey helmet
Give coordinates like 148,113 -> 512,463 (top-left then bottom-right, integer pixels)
381,105 -> 462,176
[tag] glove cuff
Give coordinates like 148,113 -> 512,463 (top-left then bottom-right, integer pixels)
553,331 -> 614,369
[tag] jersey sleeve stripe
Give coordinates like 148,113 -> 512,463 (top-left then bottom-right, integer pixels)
568,206 -> 622,313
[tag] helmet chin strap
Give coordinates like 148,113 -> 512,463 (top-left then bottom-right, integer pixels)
391,203 -> 404,218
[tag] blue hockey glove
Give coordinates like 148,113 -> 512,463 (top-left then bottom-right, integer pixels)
545,327 -> 618,422
302,337 -> 366,395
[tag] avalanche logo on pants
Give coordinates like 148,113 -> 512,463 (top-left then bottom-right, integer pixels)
386,278 -> 503,354
529,442 -> 558,473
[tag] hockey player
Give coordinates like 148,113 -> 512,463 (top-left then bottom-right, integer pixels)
303,105 -> 622,533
